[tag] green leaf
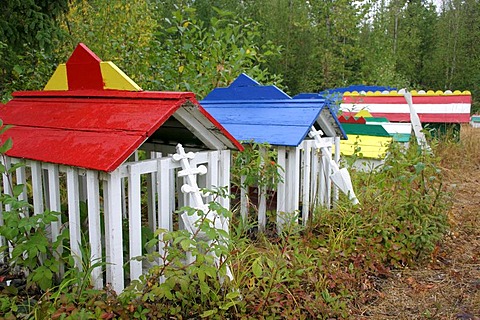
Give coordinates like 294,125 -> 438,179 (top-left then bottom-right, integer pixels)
252,258 -> 262,277
0,138 -> 13,153
200,309 -> 217,318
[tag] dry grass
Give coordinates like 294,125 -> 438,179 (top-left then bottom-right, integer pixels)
355,126 -> 480,320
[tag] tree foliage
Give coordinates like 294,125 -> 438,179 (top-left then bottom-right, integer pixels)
0,0 -> 70,101
1,0 -> 479,112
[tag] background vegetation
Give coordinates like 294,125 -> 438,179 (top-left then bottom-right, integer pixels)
1,0 -> 479,112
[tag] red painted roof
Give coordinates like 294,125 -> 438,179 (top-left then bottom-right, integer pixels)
0,44 -> 242,172
1,90 -> 241,172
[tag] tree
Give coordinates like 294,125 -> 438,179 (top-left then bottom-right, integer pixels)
147,7 -> 282,97
0,0 -> 71,101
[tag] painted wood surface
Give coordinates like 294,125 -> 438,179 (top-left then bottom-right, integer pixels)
202,73 -> 346,147
338,135 -> 393,159
341,91 -> 471,123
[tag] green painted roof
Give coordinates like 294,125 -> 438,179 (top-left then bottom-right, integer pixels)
341,123 -> 391,137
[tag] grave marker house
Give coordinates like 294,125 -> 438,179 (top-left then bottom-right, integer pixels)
0,43 -> 242,293
201,74 -> 347,231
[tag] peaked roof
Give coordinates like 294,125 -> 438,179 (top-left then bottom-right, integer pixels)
201,73 -> 346,147
0,43 -> 242,172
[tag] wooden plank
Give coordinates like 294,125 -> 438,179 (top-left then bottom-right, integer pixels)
257,147 -> 267,232
173,107 -> 225,150
207,151 -> 219,204
310,148 -> 319,208
127,165 -> 143,281
276,147 -> 287,233
286,147 -> 300,216
14,160 -> 28,217
2,126 -> 146,172
86,170 -> 103,289
1,157 -> 12,212
301,141 -> 312,225
46,164 -> 61,241
66,167 -> 82,271
324,148 -> 332,208
240,176 -> 248,222
218,150 -> 231,211
105,170 -> 124,293
147,152 -> 158,232
157,158 -> 171,264
30,161 -> 44,215
332,137 -> 340,204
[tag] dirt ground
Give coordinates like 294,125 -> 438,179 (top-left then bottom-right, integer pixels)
356,127 -> 480,320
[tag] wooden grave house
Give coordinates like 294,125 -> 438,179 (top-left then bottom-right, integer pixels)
201,74 -> 347,232
0,43 -> 242,293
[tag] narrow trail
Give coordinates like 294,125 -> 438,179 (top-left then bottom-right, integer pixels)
358,127 -> 480,319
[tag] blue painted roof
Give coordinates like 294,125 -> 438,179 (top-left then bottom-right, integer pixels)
201,73 -> 346,147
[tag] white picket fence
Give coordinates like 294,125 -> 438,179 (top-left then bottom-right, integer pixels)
0,148 -> 231,293
239,137 -> 339,232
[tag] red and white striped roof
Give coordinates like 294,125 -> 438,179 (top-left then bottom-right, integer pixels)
340,90 -> 471,123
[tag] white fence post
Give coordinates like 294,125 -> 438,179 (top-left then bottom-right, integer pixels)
127,164 -> 143,281
66,167 -> 82,270
86,170 -> 102,288
276,147 -> 287,233
105,170 -> 124,293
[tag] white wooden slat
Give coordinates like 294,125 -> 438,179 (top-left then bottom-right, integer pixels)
276,147 -> 287,233
206,151 -> 219,204
219,150 -> 231,211
127,165 -> 143,281
218,150 -> 231,232
157,158 -> 171,264
310,146 -> 320,208
333,137 -> 341,204
46,164 -> 61,241
319,150 -> 329,206
286,147 -> 300,216
15,162 -> 29,217
1,157 -> 12,213
30,161 -> 44,215
257,186 -> 267,232
46,164 -> 64,276
86,170 -> 103,289
240,176 -> 248,222
121,178 -> 127,219
257,148 -> 267,232
42,168 -> 51,212
102,179 -> 111,284
325,147 -> 332,208
105,170 -> 124,293
169,166 -> 175,231
147,151 -> 158,231
78,174 -> 88,202
147,170 -> 157,232
66,167 -> 82,271
301,141 -> 312,225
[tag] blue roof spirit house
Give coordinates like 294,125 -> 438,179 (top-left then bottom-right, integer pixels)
202,74 -> 347,232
